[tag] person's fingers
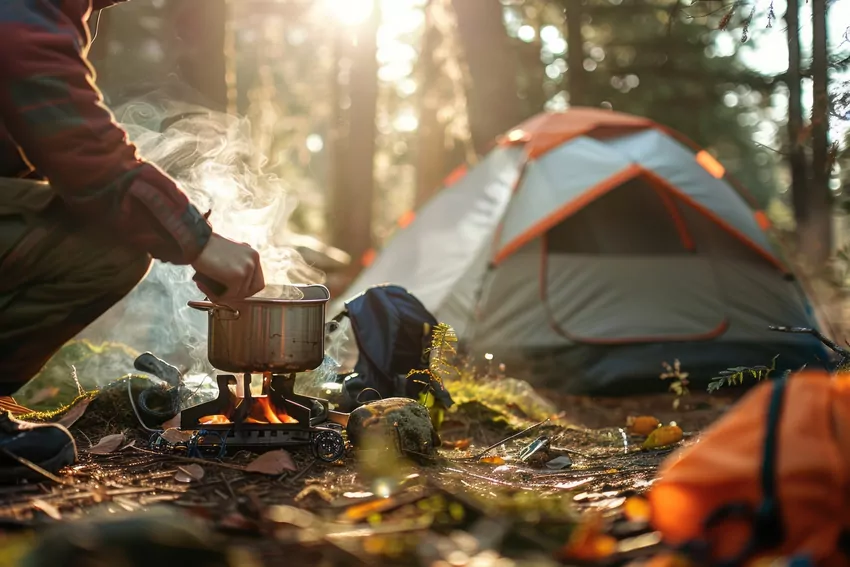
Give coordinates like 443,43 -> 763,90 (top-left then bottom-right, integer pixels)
228,245 -> 256,300
248,262 -> 265,297
195,281 -> 221,302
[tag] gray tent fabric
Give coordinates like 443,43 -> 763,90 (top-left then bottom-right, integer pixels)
338,109 -> 829,395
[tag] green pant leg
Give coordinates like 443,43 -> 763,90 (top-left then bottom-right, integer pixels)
0,178 -> 152,396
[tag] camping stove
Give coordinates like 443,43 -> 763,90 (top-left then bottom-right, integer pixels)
179,372 -> 348,462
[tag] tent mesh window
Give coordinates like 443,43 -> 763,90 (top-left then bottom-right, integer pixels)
545,177 -> 690,255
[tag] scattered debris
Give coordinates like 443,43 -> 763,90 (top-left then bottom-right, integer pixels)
31,499 -> 62,521
546,456 -> 573,470
518,435 -> 550,464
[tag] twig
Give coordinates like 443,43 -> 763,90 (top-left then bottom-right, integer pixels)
770,325 -> 850,359
221,471 -> 238,499
289,459 -> 317,484
0,448 -> 70,485
470,419 -> 550,459
130,446 -> 247,472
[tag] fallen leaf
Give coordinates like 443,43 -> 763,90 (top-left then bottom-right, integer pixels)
174,464 -> 205,483
642,425 -> 684,450
626,415 -> 661,436
31,499 -> 61,520
85,433 -> 125,455
623,495 -> 652,523
160,428 -> 194,444
56,398 -> 92,428
245,450 -> 297,474
479,455 -> 505,465
161,413 -> 181,429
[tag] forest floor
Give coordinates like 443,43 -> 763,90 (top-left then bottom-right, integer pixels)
0,374 -> 743,567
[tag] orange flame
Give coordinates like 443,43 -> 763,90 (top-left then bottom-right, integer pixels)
198,396 -> 298,426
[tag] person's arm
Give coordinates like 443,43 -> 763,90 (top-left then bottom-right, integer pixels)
0,0 -> 211,264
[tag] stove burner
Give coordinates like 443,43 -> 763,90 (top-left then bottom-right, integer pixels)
179,373 -> 347,462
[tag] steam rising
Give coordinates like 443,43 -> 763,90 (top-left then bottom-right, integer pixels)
78,92 -> 325,389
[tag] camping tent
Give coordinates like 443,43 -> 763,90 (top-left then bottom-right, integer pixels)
334,108 -> 828,395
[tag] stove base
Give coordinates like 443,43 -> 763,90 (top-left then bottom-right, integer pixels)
177,373 -> 348,462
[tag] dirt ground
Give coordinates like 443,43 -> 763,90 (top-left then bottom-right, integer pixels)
0,387 -> 743,567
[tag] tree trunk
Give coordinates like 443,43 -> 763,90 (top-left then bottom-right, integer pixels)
451,0 -> 524,155
803,0 -> 832,267
328,6 -> 380,273
168,0 -> 229,111
415,1 -> 448,208
786,0 -> 809,244
564,0 -> 588,106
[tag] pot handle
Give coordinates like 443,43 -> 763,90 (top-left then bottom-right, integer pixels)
187,300 -> 240,319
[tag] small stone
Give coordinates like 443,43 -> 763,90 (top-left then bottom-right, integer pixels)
346,398 -> 441,457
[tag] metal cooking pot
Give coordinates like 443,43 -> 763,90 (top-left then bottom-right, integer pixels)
187,284 -> 330,373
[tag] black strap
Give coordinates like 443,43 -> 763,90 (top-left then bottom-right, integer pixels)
752,372 -> 788,547
695,374 -> 790,567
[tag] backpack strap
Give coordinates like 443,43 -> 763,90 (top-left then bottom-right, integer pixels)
681,374 -> 791,567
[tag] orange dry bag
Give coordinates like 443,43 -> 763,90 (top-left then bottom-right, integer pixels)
649,370 -> 850,567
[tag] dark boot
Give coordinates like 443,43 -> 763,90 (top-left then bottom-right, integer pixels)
0,412 -> 76,482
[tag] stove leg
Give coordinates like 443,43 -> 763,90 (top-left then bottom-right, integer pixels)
271,373 -> 329,426
232,373 -> 253,428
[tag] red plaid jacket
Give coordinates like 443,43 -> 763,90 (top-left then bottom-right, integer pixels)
0,0 -> 211,264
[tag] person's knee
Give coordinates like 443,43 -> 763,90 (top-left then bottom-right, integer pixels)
88,244 -> 153,298
111,251 -> 153,296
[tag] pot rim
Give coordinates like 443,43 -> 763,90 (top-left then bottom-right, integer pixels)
193,297 -> 329,308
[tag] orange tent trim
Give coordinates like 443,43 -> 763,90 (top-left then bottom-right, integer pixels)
642,169 -> 788,273
496,108 -> 656,161
360,248 -> 377,267
695,150 -> 726,179
493,165 -> 788,274
442,164 -> 468,188
492,164 -> 643,265
397,210 -> 416,229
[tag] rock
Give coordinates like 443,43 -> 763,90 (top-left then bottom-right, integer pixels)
346,397 -> 441,457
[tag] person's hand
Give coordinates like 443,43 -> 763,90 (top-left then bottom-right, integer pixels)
191,233 -> 265,301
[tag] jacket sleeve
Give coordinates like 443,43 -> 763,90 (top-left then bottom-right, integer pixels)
0,0 -> 212,264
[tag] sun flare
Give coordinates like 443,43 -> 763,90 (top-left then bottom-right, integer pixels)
323,0 -> 375,27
